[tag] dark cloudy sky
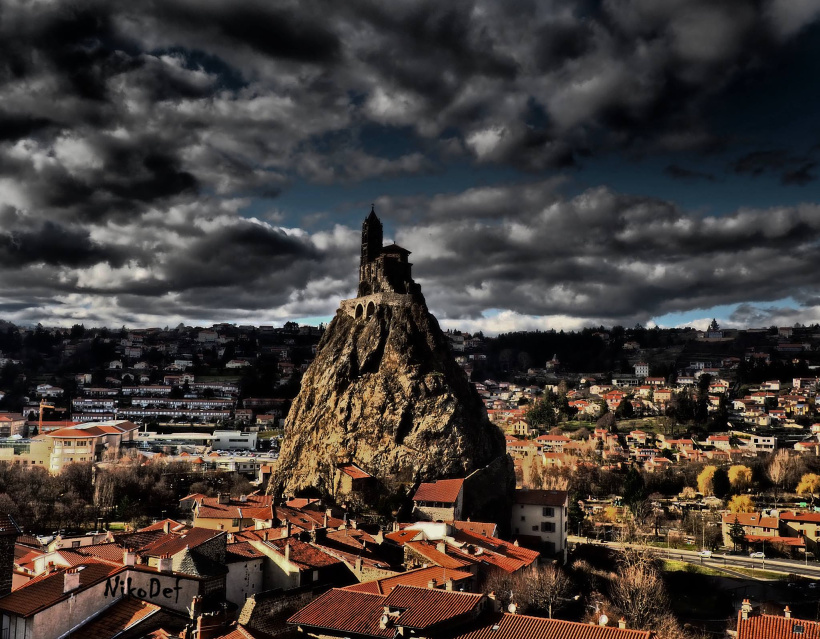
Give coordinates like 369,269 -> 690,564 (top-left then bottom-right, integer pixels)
1,0 -> 820,332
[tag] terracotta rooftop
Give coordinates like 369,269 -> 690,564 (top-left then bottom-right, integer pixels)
338,463 -> 373,480
451,521 -> 496,537
0,514 -> 21,536
780,511 -> 820,523
288,589 -> 394,638
737,613 -> 820,639
0,563 -> 122,617
75,596 -> 161,636
262,538 -> 342,570
344,566 -> 473,595
450,612 -> 654,639
142,527 -> 224,557
225,541 -> 266,562
413,479 -> 465,504
382,585 -> 483,629
720,512 -> 779,528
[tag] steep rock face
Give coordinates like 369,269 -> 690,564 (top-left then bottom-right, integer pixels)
273,299 -> 506,495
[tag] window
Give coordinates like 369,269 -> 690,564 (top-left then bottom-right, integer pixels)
541,522 -> 556,533
532,525 -> 538,532
521,516 -> 525,521
71,541 -> 80,548
542,507 -> 555,517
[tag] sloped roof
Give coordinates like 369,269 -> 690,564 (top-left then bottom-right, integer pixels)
513,489 -> 568,507
737,614 -> 820,639
142,527 -> 224,557
338,463 -> 372,480
0,563 -> 122,617
382,585 -> 483,629
288,589 -> 393,638
0,514 -> 21,536
263,538 -> 342,570
344,566 -> 473,595
75,596 -> 161,637
413,479 -> 464,504
450,612 -> 654,639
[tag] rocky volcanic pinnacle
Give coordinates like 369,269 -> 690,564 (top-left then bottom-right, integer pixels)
271,296 -> 506,496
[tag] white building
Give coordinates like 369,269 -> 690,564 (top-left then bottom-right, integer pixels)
634,362 -> 649,377
511,489 -> 568,559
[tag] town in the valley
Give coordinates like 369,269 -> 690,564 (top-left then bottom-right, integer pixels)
0,211 -> 818,639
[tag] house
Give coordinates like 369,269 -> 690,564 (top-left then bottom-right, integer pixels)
289,585 -> 653,639
511,489 -> 568,557
0,414 -> 26,438
412,479 -> 465,521
536,434 -> 571,453
189,493 -> 274,532
737,600 -> 818,639
333,463 -> 375,496
634,362 -> 649,377
706,435 -> 731,451
779,511 -> 820,554
46,420 -> 140,472
35,384 -> 64,398
720,512 -> 778,547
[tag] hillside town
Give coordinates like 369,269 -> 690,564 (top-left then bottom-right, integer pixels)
1,216 -> 820,638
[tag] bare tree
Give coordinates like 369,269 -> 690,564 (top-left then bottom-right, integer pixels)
609,552 -> 668,629
523,565 -> 574,618
767,450 -> 792,506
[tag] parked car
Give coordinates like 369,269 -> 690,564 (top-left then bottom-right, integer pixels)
698,550 -> 712,558
749,551 -> 765,559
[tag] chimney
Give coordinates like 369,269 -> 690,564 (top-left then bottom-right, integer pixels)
63,568 -> 81,594
239,494 -> 247,502
123,550 -> 137,566
488,591 -> 501,612
355,557 -> 363,572
158,554 -> 173,573
284,543 -> 291,563
163,520 -> 171,534
218,493 -> 230,505
445,578 -> 454,591
785,607 -> 791,619
285,521 -> 292,537
351,519 -> 358,530
428,578 -> 437,589
375,528 -> 385,544
619,618 -> 627,629
190,595 -> 203,620
436,542 -> 447,554
323,511 -> 328,528
741,599 -> 752,620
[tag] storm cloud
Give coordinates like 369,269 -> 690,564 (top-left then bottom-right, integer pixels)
0,0 -> 818,327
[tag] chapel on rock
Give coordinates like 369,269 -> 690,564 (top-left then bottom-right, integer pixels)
342,207 -> 422,320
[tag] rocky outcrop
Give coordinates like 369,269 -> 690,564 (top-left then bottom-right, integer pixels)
272,297 -> 507,497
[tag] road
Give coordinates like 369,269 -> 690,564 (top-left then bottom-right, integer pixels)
568,536 -> 820,580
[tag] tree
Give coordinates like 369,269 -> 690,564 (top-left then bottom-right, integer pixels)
526,394 -> 557,429
697,466 -> 717,496
728,465 -> 753,493
728,494 -> 755,513
524,565 -> 573,618
728,515 -> 746,552
623,466 -> 647,513
610,552 -> 668,629
712,467 -> 731,499
767,450 -> 792,506
797,473 -> 820,505
615,398 -> 634,420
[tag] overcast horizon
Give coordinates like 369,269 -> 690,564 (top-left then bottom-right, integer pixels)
1,1 -> 820,335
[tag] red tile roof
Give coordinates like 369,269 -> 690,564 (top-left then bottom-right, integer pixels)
225,542 -> 266,561
344,566 -> 473,595
142,527 -> 224,557
0,563 -> 123,617
451,521 -> 496,537
0,514 -> 21,536
195,495 -> 274,520
720,512 -> 778,528
450,612 -> 653,639
382,585 -> 483,629
289,589 -> 394,638
75,596 -> 161,636
405,541 -> 472,570
262,538 -> 342,570
413,479 -> 464,504
737,614 -> 820,639
138,519 -> 189,533
780,511 -> 820,523
338,463 -> 372,480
